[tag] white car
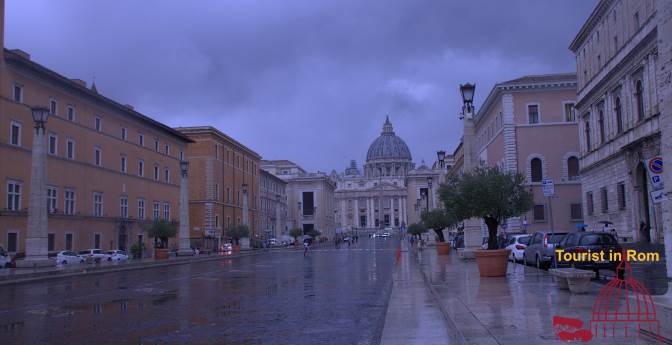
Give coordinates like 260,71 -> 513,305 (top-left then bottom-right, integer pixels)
55,251 -> 85,265
106,250 -> 129,262
78,249 -> 107,262
506,234 -> 531,263
0,245 -> 11,268
222,243 -> 233,251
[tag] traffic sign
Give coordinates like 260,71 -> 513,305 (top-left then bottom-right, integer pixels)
651,190 -> 667,204
542,179 -> 555,197
646,157 -> 664,191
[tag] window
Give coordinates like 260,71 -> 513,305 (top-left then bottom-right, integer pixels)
153,202 -> 160,220
49,98 -> 58,115
597,55 -> 601,66
215,184 -> 220,201
94,147 -> 102,166
617,182 -> 626,209
95,117 -> 102,132
530,158 -> 542,182
584,115 -> 591,151
6,180 -> 21,211
121,127 -> 127,140
138,160 -> 144,177
47,187 -> 57,213
163,203 -> 170,221
179,150 -> 184,161
12,83 -> 22,102
138,199 -> 145,220
564,103 -> 575,122
48,233 -> 55,251
570,203 -> 583,220
527,104 -> 539,124
533,204 -> 546,221
120,156 -> 127,173
65,233 -> 73,251
138,133 -> 144,146
94,234 -> 101,249
7,232 -> 17,252
66,139 -> 75,159
614,96 -> 623,133
614,36 -> 618,50
165,144 -> 170,156
48,134 -> 57,155
64,189 -> 75,215
227,188 -> 231,203
153,165 -> 160,181
120,197 -> 128,218
67,105 -> 76,122
634,12 -> 640,29
567,156 -> 580,180
600,187 -> 608,213
598,107 -> 605,143
587,192 -> 594,216
10,121 -> 21,146
635,80 -> 644,121
154,139 -> 159,152
164,168 -> 170,183
93,193 -> 103,217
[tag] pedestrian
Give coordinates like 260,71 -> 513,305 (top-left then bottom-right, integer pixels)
303,240 -> 310,256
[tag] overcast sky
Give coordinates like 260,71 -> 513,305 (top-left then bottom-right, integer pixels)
6,0 -> 596,172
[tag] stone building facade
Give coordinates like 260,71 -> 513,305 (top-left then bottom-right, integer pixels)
471,74 -> 581,234
0,47 -> 192,256
570,0 -> 664,242
177,126 -> 260,250
259,169 -> 288,241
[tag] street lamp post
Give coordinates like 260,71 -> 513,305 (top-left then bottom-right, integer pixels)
17,106 -> 55,268
437,150 -> 446,169
177,160 -> 193,256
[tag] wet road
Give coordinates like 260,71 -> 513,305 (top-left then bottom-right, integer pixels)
0,236 -> 397,345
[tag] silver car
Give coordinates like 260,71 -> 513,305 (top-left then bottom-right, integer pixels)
523,231 -> 568,269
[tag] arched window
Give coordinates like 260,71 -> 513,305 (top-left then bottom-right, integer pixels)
598,108 -> 606,143
635,80 -> 644,121
567,157 -> 580,180
530,158 -> 542,182
614,96 -> 623,133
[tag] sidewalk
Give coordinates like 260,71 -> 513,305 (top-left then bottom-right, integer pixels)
414,246 -> 672,345
380,241 -> 462,345
0,249 -> 264,286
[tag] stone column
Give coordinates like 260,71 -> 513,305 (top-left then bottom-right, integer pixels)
402,198 -> 407,225
340,200 -> 346,228
354,198 -> 359,227
18,113 -> 55,268
177,162 -> 193,256
390,197 -> 394,226
657,0 -> 672,279
367,198 -> 373,228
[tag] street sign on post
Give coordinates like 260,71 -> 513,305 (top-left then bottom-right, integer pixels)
542,179 -> 555,197
646,157 -> 664,190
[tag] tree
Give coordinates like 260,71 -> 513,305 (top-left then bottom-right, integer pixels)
307,229 -> 321,239
289,228 -> 303,243
421,209 -> 455,243
147,220 -> 177,249
407,223 -> 427,238
226,225 -> 250,245
439,167 -> 533,250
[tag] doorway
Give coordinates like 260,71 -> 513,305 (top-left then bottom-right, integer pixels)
636,162 -> 651,241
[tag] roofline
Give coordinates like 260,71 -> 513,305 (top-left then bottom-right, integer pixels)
569,0 -> 612,51
4,49 -> 194,143
175,126 -> 261,159
260,159 -> 307,173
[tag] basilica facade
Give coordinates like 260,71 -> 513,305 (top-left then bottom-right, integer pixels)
332,117 -> 445,230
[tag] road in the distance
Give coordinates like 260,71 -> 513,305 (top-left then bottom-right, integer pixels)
0,235 -> 397,345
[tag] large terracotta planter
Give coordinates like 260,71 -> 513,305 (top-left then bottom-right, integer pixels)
233,244 -> 241,252
474,249 -> 511,277
155,248 -> 169,260
435,242 -> 451,255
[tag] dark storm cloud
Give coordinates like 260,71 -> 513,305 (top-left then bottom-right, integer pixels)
5,0 -> 596,172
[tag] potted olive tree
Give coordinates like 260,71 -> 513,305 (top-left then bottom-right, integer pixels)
289,228 -> 303,246
226,225 -> 250,251
439,167 -> 532,277
421,209 -> 455,255
147,220 -> 177,260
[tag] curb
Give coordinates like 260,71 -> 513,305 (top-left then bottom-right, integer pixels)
0,250 -> 270,287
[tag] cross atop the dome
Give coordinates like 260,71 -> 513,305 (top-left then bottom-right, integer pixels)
382,115 -> 394,134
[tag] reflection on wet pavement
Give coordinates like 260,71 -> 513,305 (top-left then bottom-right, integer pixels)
0,236 -> 397,345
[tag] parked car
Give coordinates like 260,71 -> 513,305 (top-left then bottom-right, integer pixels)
523,231 -> 569,269
78,249 -> 107,263
505,234 -> 531,263
55,251 -> 85,265
0,245 -> 10,268
268,238 -> 278,247
222,243 -> 233,251
381,232 -> 391,238
106,250 -> 129,262
554,232 -> 621,276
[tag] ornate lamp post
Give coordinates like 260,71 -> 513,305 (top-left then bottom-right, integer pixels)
17,106 -> 55,268
177,160 -> 193,256
437,150 -> 446,169
460,83 -> 476,118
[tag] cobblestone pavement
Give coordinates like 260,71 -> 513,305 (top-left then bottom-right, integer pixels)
0,236 -> 398,345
